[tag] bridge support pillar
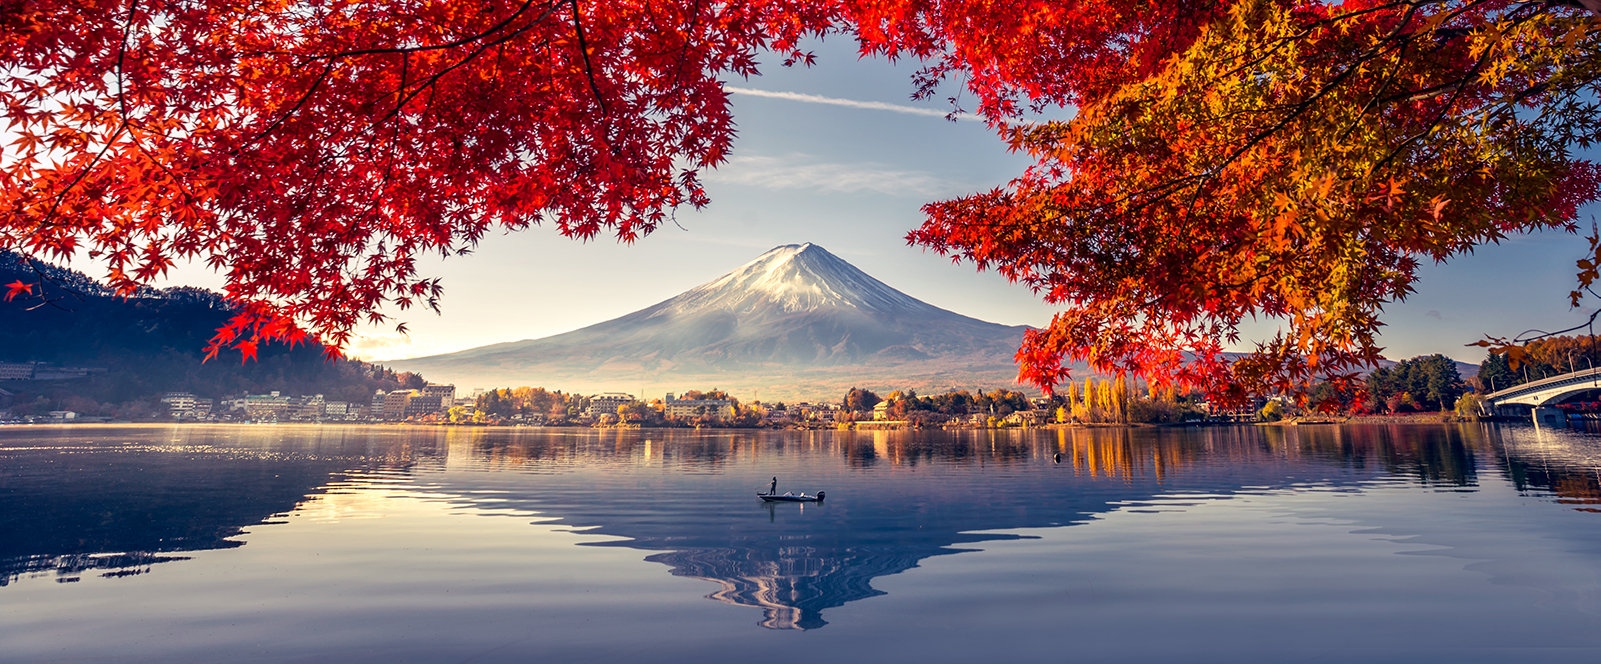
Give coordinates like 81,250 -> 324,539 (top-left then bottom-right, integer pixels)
1534,406 -> 1568,429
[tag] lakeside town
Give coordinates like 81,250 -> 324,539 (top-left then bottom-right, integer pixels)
1,356 -> 1494,428
14,338 -> 1601,428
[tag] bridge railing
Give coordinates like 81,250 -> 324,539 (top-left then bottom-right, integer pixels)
1485,365 -> 1601,404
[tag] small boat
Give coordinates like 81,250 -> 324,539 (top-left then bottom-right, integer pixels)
759,491 -> 825,503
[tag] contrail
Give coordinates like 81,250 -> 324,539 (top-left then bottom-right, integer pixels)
724,86 -> 976,121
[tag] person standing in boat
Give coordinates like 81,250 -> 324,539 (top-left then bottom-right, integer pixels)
768,477 -> 778,496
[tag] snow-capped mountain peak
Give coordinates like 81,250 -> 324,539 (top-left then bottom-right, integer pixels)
389,243 -> 1029,397
668,243 -> 935,315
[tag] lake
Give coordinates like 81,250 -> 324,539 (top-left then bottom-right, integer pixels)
3,423 -> 1601,662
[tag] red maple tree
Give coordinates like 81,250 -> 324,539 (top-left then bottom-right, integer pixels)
5,0 -> 1600,399
2,0 -> 837,359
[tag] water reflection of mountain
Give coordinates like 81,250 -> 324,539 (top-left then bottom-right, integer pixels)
433,424 -> 1528,630
5,424 -> 1601,629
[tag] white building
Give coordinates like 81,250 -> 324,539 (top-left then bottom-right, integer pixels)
800,403 -> 840,423
160,392 -> 197,416
663,393 -> 734,420
588,392 -> 635,417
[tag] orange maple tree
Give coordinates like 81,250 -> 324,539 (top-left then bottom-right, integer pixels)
894,0 -> 1601,400
4,0 -> 1601,399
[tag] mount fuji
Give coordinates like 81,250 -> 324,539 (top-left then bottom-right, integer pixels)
388,244 -> 1033,399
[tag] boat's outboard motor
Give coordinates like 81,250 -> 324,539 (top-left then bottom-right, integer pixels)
816,491 -> 825,501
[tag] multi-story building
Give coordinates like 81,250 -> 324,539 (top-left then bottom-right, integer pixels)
160,392 -> 197,416
0,362 -> 107,381
31,365 -> 106,380
1004,410 -> 1046,426
663,393 -> 735,420
382,390 -> 417,420
799,403 -> 840,423
244,391 -> 296,421
159,392 -> 214,420
370,390 -> 388,419
420,384 -> 455,407
293,394 -> 326,421
404,394 -> 443,419
588,392 -> 634,417
372,385 -> 453,421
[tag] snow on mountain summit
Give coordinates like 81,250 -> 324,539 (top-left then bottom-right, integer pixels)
388,243 -> 1030,396
666,243 -> 937,316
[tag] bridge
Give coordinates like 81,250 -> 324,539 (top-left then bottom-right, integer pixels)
1483,366 -> 1601,416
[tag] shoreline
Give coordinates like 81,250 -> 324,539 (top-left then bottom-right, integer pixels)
0,415 -> 1524,431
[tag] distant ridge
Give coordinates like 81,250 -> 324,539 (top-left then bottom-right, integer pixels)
389,244 -> 1033,399
0,250 -> 422,411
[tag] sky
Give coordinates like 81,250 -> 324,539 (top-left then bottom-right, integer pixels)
124,37 -> 1600,369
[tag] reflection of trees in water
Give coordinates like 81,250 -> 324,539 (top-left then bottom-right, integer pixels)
1043,425 -> 1481,487
414,424 -> 1601,632
458,427 -> 1502,630
11,423 -> 1601,625
1253,424 -> 1483,487
0,425 -> 441,585
3,552 -> 193,586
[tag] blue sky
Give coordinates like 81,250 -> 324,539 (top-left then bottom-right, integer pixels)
135,37 -> 1599,370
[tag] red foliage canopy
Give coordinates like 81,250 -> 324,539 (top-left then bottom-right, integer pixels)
5,0 -> 1600,399
2,0 -> 836,356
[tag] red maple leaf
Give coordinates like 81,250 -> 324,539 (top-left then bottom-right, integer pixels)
4,281 -> 34,302
235,339 -> 259,364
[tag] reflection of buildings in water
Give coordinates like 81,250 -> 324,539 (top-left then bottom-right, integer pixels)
1492,425 -> 1601,512
14,423 -> 1601,624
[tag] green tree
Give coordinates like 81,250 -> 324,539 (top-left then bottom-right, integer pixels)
1366,355 -> 1464,413
1419,355 -> 1466,412
1477,354 -> 1517,394
1455,394 -> 1485,420
475,389 -> 515,418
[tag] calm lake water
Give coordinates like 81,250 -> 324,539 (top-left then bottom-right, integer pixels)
4,423 -> 1601,662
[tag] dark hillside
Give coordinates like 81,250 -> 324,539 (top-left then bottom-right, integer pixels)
1,252 -> 421,416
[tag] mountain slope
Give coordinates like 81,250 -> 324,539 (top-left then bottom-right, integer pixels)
390,244 -> 1033,398
0,251 -> 425,415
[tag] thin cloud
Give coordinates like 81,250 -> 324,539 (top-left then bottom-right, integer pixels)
725,86 -> 977,121
345,333 -> 473,362
705,154 -> 966,197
